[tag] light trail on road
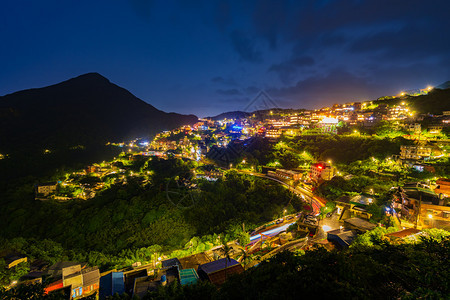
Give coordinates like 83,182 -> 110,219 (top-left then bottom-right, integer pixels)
249,221 -> 296,243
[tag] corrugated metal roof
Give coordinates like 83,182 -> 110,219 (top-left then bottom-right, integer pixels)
179,268 -> 199,286
207,264 -> 244,285
99,272 -> 124,298
112,272 -> 125,295
198,258 -> 240,275
162,258 -> 181,269
82,267 -> 100,286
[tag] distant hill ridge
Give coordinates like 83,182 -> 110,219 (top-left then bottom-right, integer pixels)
435,81 -> 450,90
0,73 -> 197,152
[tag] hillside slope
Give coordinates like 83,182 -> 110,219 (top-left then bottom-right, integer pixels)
0,73 -> 197,152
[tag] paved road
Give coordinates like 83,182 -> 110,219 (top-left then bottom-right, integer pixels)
248,221 -> 296,244
238,170 -> 324,215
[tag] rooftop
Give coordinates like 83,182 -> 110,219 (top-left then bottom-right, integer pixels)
344,217 -> 377,232
179,268 -> 199,286
198,258 -> 240,275
386,228 -> 421,238
327,228 -> 358,248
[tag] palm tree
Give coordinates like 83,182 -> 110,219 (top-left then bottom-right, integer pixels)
220,241 -> 233,280
237,248 -> 249,271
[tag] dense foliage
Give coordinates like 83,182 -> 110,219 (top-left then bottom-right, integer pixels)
238,135 -> 407,169
0,158 -> 301,270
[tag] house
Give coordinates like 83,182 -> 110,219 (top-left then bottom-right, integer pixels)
62,265 -> 83,298
204,170 -> 224,180
178,252 -> 211,270
400,145 -> 432,160
327,228 -> 358,249
35,182 -> 57,199
265,127 -> 281,139
43,262 -> 88,298
343,217 -> 376,232
310,161 -> 334,182
335,195 -> 374,220
435,178 -> 450,199
161,258 -> 181,269
197,258 -> 243,285
179,268 -> 199,286
268,169 -> 302,181
44,279 -> 64,295
132,267 -> 178,298
3,254 -> 27,269
45,261 -> 84,279
386,228 -> 421,239
397,187 -> 450,229
81,267 -> 100,297
99,272 -> 125,299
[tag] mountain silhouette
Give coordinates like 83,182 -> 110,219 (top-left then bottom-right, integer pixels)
0,73 -> 197,152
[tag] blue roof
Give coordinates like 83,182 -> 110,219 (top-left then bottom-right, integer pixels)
327,229 -> 357,248
162,258 -> 181,269
112,272 -> 125,295
99,272 -> 124,298
179,268 -> 199,285
198,258 -> 240,274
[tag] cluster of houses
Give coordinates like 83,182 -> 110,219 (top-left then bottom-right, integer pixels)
3,251 -> 244,299
392,179 -> 450,230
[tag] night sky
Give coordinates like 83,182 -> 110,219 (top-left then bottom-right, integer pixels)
1,1 -> 450,117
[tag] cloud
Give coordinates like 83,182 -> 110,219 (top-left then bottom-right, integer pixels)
230,30 -> 263,63
251,0 -> 289,49
216,88 -> 242,95
268,56 -> 315,83
349,24 -> 450,60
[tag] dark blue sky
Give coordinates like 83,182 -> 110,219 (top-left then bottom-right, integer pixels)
1,0 -> 450,117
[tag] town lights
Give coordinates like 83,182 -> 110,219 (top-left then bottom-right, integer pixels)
427,86 -> 433,91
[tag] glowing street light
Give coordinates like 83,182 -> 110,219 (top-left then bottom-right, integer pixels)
428,214 -> 433,219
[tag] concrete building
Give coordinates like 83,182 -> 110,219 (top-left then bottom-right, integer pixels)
400,145 -> 432,160
265,127 -> 281,139
310,161 -> 334,181
268,169 -> 302,181
435,178 -> 450,199
36,182 -> 57,196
